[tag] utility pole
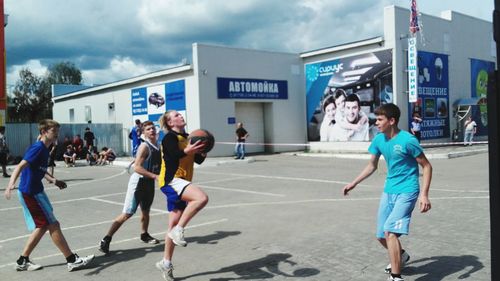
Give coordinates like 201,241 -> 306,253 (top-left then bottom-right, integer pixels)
490,1 -> 500,280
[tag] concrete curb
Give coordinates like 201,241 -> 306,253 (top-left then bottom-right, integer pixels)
111,157 -> 256,169
291,147 -> 488,160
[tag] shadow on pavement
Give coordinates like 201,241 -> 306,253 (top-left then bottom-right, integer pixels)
84,244 -> 163,276
186,230 -> 241,245
404,255 -> 484,280
176,253 -> 320,280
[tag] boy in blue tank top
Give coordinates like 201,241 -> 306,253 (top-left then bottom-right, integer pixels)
98,121 -> 161,254
343,103 -> 432,281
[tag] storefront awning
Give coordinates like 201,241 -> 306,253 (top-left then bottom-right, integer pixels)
453,97 -> 487,106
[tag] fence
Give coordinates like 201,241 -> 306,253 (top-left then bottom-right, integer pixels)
5,123 -> 125,158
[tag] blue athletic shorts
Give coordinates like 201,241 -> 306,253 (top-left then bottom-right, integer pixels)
160,178 -> 190,212
376,191 -> 419,238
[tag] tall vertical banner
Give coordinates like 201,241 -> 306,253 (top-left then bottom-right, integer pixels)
408,51 -> 449,139
470,58 -> 495,136
408,37 -> 418,102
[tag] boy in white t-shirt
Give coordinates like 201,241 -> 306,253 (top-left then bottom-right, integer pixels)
463,116 -> 477,146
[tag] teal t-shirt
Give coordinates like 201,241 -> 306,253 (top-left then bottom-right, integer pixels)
368,131 -> 423,194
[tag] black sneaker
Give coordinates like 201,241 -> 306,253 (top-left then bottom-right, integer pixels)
16,259 -> 43,271
99,237 -> 111,254
141,232 -> 160,244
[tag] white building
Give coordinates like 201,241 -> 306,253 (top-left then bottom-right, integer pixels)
53,6 -> 495,156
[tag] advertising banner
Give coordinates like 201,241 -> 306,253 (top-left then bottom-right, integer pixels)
131,80 -> 186,124
470,58 -> 495,136
408,51 -> 449,140
305,50 -> 393,142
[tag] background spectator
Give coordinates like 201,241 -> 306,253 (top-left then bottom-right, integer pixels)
84,127 -> 95,148
0,126 -> 10,177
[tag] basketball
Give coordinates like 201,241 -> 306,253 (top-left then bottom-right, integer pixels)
188,129 -> 215,153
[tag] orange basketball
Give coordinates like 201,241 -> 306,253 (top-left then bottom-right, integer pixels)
188,129 -> 215,153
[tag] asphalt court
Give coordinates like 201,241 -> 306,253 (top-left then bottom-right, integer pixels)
0,152 -> 490,280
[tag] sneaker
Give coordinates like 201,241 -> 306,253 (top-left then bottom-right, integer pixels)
67,254 -> 95,272
141,232 -> 160,244
156,260 -> 174,281
385,250 -> 410,274
168,226 -> 187,247
16,259 -> 43,271
388,276 -> 404,281
3,173 -> 10,178
99,238 -> 111,254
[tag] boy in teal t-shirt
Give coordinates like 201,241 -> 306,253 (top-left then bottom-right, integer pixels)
343,103 -> 432,281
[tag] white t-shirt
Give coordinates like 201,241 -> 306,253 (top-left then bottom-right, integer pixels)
465,120 -> 477,132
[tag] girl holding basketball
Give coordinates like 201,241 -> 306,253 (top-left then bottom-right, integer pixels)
155,110 -> 209,281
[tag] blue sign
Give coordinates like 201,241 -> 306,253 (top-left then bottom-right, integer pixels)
217,78 -> 288,99
131,87 -> 147,115
408,51 -> 449,140
227,117 -> 236,124
166,80 -> 186,111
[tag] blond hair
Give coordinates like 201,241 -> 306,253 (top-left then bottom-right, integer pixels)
38,119 -> 60,133
158,110 -> 175,131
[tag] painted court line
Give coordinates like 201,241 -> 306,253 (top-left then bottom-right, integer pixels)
0,218 -> 228,269
198,171 -> 488,193
0,174 -> 242,213
200,184 -> 285,197
431,188 -> 489,193
88,197 -> 167,214
0,194 -> 487,244
205,195 -> 489,210
0,192 -> 127,212
44,169 -> 127,191
198,171 -> 373,187
198,176 -> 249,185
0,203 -> 167,244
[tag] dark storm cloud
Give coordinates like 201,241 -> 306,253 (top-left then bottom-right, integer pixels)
3,0 -> 492,86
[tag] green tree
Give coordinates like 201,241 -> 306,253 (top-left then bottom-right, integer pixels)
46,61 -> 82,85
9,68 -> 51,122
8,61 -> 83,122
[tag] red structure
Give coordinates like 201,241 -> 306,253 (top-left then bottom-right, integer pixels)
0,0 -> 6,125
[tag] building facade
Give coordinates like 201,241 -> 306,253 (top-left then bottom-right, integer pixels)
53,6 -> 495,156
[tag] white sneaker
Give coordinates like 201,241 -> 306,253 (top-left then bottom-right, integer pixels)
16,259 -> 43,271
156,260 -> 174,281
385,250 -> 410,274
388,276 -> 404,281
168,226 -> 187,247
67,254 -> 95,272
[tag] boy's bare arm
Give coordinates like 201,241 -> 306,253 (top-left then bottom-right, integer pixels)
416,153 -> 432,212
343,154 -> 380,195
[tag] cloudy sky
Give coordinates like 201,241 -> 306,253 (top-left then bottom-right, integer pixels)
3,0 -> 494,90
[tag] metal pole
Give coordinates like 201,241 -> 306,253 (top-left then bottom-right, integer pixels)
490,2 -> 500,280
